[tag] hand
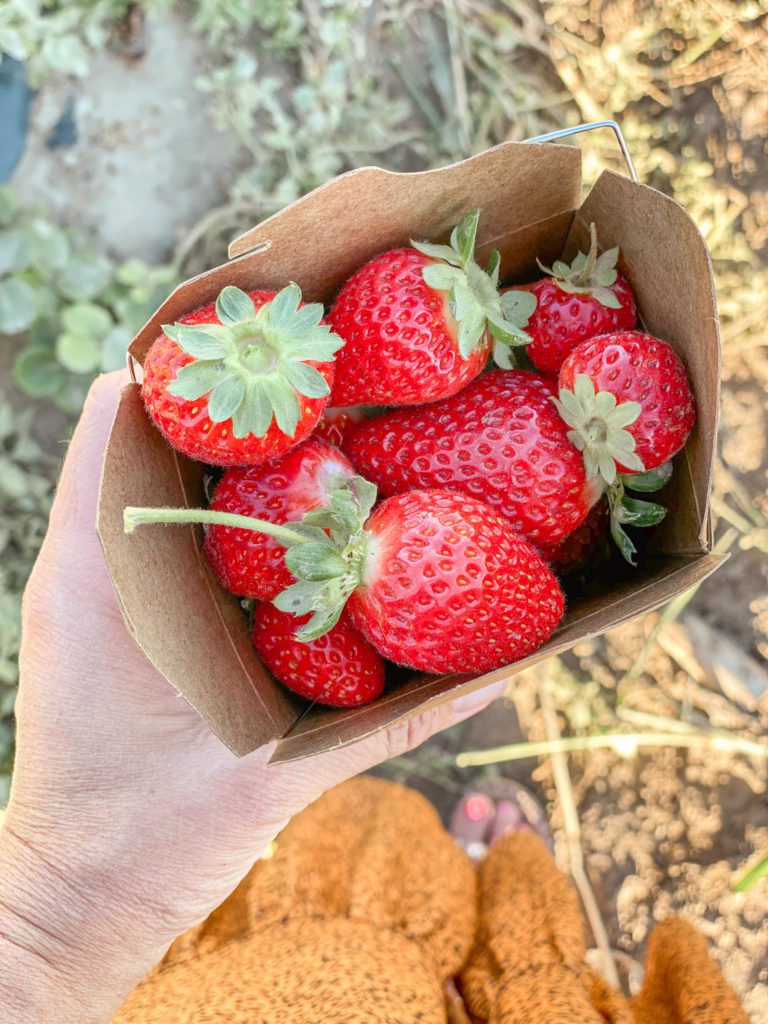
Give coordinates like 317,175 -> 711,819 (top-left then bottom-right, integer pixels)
0,371 -> 505,1024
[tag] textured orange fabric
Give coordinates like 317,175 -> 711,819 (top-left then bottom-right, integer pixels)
631,918 -> 750,1024
112,777 -> 476,1023
112,777 -> 749,1024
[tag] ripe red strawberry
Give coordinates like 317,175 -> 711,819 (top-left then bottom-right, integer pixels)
314,406 -> 369,448
328,209 -> 535,406
252,604 -> 385,707
204,437 -> 356,600
538,499 -> 609,576
519,224 -> 637,375
343,370 -> 598,549
125,482 -> 565,676
142,283 -> 344,466
556,330 -> 695,478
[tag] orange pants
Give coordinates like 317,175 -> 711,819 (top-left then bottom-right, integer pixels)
113,777 -> 748,1023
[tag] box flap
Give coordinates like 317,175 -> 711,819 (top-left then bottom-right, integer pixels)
570,171 -> 720,554
128,142 -> 582,365
97,385 -> 300,755
269,551 -> 727,762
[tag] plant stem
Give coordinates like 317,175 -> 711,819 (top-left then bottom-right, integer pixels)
123,506 -> 308,546
455,730 -> 768,768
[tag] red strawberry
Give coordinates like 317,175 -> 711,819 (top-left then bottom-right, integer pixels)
204,437 -> 356,600
556,330 -> 695,478
125,482 -> 564,676
314,406 -> 369,448
343,370 -> 598,549
538,499 -> 609,576
519,224 -> 637,375
252,604 -> 385,707
142,283 -> 344,466
328,210 -> 535,406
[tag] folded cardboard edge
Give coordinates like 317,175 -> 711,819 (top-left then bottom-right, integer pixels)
227,141 -> 581,258
128,142 -> 582,365
96,384 -> 301,755
267,551 -> 727,763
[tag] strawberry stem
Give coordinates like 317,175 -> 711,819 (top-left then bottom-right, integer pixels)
123,506 -> 309,546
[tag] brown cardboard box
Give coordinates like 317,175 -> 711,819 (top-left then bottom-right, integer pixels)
97,140 -> 725,763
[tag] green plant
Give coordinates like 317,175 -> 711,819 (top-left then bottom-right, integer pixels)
0,188 -> 177,412
0,403 -> 56,803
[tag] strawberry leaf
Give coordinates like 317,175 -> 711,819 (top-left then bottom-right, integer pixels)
207,375 -> 246,423
216,286 -> 256,326
263,377 -> 301,436
451,208 -> 480,265
623,461 -> 673,492
168,325 -> 231,360
283,360 -> 331,398
284,543 -> 348,580
616,495 -> 666,527
166,360 -> 224,400
499,289 -> 537,323
410,240 -> 463,266
422,263 -> 464,292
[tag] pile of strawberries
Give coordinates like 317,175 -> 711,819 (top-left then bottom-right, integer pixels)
126,211 -> 695,708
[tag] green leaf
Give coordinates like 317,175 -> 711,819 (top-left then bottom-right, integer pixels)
283,360 -> 330,399
455,295 -> 487,358
450,208 -> 480,264
56,331 -> 102,374
266,282 -> 301,327
215,286 -> 256,325
617,496 -> 666,527
295,604 -> 344,642
166,324 -> 230,360
14,346 -> 68,398
207,375 -> 246,422
487,311 -> 528,348
624,461 -> 673,492
422,263 -> 463,292
593,286 -> 622,309
734,851 -> 768,893
57,252 -> 112,301
610,517 -> 637,566
273,579 -> 327,615
167,361 -> 225,400
500,288 -> 537,324
0,277 -> 39,334
410,240 -> 463,267
0,230 -> 31,274
62,302 -> 112,339
101,326 -> 132,372
329,488 -> 364,534
284,542 -> 347,580
263,376 -> 301,436
231,380 -> 273,438
41,34 -> 89,77
486,249 -> 501,285
351,476 -> 378,521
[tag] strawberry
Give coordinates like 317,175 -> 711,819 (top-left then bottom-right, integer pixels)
252,604 -> 385,707
204,437 -> 356,600
343,370 -> 598,549
328,209 -> 536,406
125,481 -> 565,676
538,499 -> 609,576
314,406 -> 369,448
553,330 -> 694,564
141,283 -> 344,467
519,224 -> 637,375
555,330 -> 695,478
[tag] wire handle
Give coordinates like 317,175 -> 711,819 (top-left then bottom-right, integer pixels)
525,119 -> 638,183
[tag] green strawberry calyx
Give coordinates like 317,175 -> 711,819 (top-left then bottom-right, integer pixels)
553,373 -> 645,486
606,461 -> 672,565
162,283 -> 344,440
411,209 -> 537,366
538,222 -> 623,309
123,475 -> 378,643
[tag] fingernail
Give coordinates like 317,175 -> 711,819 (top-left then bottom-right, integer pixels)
452,680 -> 508,716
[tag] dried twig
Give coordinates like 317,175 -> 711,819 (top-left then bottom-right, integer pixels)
539,680 -> 620,989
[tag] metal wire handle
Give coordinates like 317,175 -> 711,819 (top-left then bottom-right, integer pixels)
525,119 -> 638,183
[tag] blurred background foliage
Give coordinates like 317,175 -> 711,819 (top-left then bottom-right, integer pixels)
0,0 -> 766,804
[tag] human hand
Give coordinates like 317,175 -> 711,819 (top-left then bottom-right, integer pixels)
0,371 -> 505,1024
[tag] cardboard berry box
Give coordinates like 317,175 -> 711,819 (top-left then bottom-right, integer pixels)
97,135 -> 724,763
